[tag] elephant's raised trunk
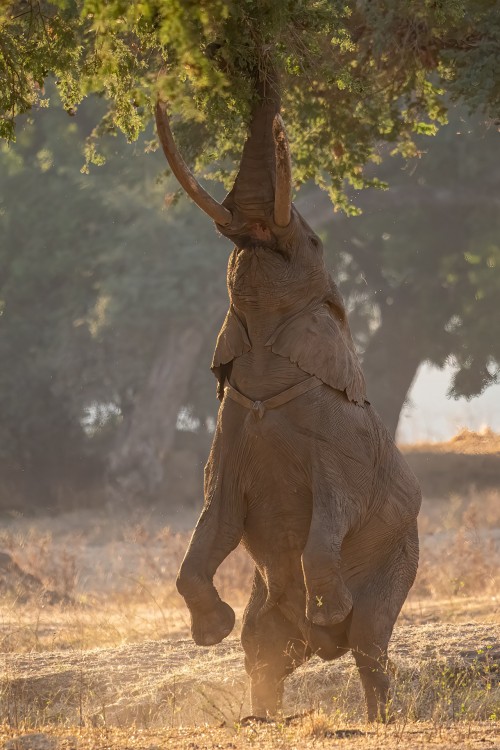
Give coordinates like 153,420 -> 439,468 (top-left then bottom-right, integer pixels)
223,76 -> 280,221
224,74 -> 292,227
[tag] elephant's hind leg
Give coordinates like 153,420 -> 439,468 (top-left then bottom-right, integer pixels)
241,570 -> 310,718
348,596 -> 393,722
348,522 -> 419,721
352,644 -> 391,722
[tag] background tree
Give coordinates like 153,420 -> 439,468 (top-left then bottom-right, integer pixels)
0,92 -> 229,509
319,111 -> 500,434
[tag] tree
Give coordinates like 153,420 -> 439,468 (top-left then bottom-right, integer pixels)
1,1 -> 500,503
318,111 -> 500,434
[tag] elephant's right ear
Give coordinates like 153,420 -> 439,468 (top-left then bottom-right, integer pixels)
211,307 -> 251,399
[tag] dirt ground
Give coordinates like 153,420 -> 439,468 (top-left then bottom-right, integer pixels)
0,430 -> 499,749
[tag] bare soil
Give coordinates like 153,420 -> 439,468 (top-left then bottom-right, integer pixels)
1,623 -> 499,727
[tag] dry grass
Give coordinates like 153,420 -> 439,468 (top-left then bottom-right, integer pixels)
0,431 -> 499,747
402,427 -> 500,455
402,428 -> 500,497
411,491 -> 500,608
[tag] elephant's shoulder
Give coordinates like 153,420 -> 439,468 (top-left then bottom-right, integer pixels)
265,305 -> 367,406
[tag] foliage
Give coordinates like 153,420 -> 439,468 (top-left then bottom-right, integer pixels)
1,1 -> 500,212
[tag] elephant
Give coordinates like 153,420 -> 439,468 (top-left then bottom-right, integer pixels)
155,74 -> 421,723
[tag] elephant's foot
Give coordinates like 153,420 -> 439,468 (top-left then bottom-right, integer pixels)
305,620 -> 350,660
190,599 -> 235,646
306,577 -> 353,626
249,676 -> 283,720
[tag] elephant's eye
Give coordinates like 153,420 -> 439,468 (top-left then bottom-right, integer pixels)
309,236 -> 320,249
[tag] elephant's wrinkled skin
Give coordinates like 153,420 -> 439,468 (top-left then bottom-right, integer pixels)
157,78 -> 421,722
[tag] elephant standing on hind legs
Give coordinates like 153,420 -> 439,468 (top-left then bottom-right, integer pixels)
155,73 -> 421,722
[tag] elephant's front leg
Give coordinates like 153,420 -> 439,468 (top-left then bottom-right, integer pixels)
177,428 -> 246,646
302,486 -> 354,626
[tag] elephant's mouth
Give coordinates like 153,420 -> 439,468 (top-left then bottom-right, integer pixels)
235,234 -> 288,261
237,234 -> 275,252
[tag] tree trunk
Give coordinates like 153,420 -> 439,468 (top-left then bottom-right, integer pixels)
107,321 -> 207,506
361,304 -> 424,439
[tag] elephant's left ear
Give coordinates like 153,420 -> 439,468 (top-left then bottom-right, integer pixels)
266,277 -> 367,405
211,306 -> 251,399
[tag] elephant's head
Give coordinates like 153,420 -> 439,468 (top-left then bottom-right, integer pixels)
155,78 -> 332,317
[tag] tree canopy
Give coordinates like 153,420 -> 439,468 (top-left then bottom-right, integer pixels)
1,0 -> 499,211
